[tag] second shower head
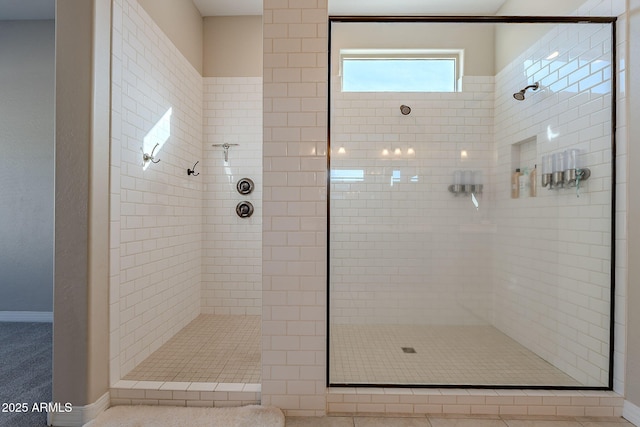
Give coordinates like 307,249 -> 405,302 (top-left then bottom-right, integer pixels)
513,82 -> 540,101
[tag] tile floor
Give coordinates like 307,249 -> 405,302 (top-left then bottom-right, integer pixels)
123,315 -> 261,383
330,324 -> 582,386
125,319 -> 585,386
285,415 -> 636,427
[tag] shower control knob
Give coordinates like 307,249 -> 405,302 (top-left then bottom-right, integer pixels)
236,178 -> 255,195
236,201 -> 254,218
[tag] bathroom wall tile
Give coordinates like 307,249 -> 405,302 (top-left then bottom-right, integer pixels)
492,19 -> 615,387
471,406 -> 501,415
144,389 -> 173,400
414,405 -> 444,414
186,400 -> 215,407
355,404 -> 387,414
354,416 -> 431,426
263,0 -> 328,415
429,418 -> 507,427
330,78 -> 495,325
442,405 -> 472,415
201,77 -> 262,315
110,398 -> 132,406
110,0 -> 203,383
527,407 -> 558,416
556,407 -> 586,417
327,390 -> 622,418
500,407 -> 532,416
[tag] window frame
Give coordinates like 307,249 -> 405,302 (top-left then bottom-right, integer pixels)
339,49 -> 464,93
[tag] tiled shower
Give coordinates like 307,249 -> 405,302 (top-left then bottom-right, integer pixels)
107,0 -> 619,410
109,0 -> 262,393
329,19 -> 613,387
492,22 -> 613,387
109,0 -> 203,383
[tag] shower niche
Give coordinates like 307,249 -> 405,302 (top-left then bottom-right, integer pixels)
510,136 -> 537,198
328,17 -> 615,388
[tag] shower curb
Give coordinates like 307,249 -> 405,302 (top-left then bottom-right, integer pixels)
327,388 -> 623,417
110,381 -> 260,407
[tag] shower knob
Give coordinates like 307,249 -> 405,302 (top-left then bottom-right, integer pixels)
236,201 -> 254,218
236,178 -> 255,195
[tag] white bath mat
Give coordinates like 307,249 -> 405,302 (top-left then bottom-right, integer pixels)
84,405 -> 284,427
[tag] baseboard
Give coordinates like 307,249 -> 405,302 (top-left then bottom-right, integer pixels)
47,392 -> 110,427
0,311 -> 53,322
624,400 -> 640,426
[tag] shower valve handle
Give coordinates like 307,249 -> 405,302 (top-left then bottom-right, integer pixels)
236,201 -> 254,218
237,178 -> 255,195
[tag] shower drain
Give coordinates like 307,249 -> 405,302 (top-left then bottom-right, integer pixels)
401,347 -> 417,354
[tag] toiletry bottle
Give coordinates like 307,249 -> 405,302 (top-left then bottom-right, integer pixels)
530,164 -> 537,197
519,167 -> 530,198
511,168 -> 521,199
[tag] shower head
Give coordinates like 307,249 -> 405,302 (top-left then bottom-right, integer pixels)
513,91 -> 526,101
513,82 -> 540,101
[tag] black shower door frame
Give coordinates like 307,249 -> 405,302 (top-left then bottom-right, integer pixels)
326,15 -> 618,390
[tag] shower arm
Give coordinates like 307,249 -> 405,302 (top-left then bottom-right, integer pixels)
212,143 -> 239,162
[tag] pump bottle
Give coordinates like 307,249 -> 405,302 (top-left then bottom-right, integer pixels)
511,168 -> 521,199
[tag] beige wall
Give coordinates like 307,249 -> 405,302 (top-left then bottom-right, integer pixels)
54,0 -> 110,408
203,15 -> 262,77
0,20 -> 54,313
134,4 -> 262,78
497,0 -> 587,15
494,0 -> 586,72
331,22 -> 495,76
137,0 -> 203,74
626,0 -> 640,408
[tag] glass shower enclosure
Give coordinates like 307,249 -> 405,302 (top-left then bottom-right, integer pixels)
328,17 -> 616,388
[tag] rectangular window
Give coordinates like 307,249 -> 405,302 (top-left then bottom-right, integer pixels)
341,50 -> 462,92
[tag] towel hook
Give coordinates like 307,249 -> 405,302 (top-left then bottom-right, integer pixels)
142,143 -> 161,165
187,161 -> 200,176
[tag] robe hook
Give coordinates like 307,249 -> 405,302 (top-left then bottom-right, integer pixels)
187,161 -> 200,176
142,143 -> 161,165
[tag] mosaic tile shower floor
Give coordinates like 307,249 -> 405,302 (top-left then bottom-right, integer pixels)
330,324 -> 581,386
124,315 -> 261,383
125,319 -> 583,386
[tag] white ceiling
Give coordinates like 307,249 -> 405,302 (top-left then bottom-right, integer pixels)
0,0 -> 507,21
192,0 -> 508,17
0,0 -> 54,20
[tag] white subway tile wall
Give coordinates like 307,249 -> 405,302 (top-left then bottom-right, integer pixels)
330,77 -> 495,326
110,0 -> 203,382
576,0 -> 626,394
202,77 -> 263,316
263,0 -> 329,416
492,21 -> 614,386
328,4 -> 621,390
111,381 -> 261,408
326,388 -> 623,417
105,0 -> 628,415
588,0 -> 630,396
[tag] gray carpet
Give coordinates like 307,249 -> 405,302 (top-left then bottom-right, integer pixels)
0,322 -> 52,427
